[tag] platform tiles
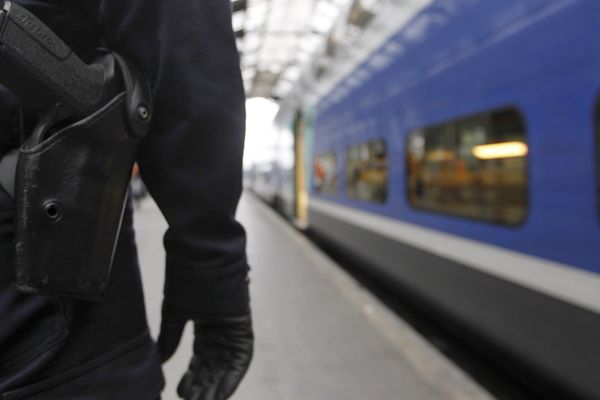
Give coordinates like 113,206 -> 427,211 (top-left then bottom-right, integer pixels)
135,192 -> 495,400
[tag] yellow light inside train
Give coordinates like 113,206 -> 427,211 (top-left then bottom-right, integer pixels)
425,149 -> 454,162
472,141 -> 528,160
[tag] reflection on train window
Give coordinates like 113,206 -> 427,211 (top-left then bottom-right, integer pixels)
407,109 -> 528,225
346,139 -> 388,203
314,152 -> 338,195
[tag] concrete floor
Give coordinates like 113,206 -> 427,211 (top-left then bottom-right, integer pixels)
134,192 -> 494,400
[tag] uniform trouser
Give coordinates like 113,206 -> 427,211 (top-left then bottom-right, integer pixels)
0,188 -> 164,399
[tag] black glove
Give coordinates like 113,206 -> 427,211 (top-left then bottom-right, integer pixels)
158,302 -> 254,400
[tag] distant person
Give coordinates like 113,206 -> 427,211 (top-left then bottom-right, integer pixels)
131,163 -> 148,208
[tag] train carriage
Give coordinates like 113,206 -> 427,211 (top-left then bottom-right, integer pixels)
253,1 -> 600,398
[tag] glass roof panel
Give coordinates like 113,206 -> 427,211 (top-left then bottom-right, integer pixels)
235,0 -> 354,98
232,11 -> 246,32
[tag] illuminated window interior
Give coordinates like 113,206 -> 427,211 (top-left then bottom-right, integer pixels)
314,151 -> 338,195
345,138 -> 388,203
406,108 -> 528,225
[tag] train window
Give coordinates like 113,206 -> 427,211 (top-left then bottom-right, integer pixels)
346,139 -> 388,203
406,108 -> 528,225
314,152 -> 338,195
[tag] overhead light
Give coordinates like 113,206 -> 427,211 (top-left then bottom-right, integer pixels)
472,141 -> 528,160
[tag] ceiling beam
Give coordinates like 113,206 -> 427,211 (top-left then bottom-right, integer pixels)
232,0 -> 247,13
235,28 -> 245,38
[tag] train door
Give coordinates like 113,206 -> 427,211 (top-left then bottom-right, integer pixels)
294,110 -> 308,226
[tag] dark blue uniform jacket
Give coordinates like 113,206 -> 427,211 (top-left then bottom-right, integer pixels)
0,0 -> 249,398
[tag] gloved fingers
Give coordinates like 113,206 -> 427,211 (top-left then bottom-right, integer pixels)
188,387 -> 203,400
177,369 -> 194,399
178,369 -> 219,400
158,306 -> 187,362
188,315 -> 253,399
176,314 -> 253,399
190,384 -> 218,400
216,370 -> 247,399
178,356 -> 236,400
178,367 -> 246,400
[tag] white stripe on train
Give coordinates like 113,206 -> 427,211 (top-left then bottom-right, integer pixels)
309,198 -> 600,315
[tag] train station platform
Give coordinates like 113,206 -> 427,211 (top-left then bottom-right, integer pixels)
134,192 -> 495,400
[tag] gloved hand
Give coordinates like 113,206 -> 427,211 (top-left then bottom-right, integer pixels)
158,301 -> 254,400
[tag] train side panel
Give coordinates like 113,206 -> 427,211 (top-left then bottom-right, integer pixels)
308,1 -> 600,398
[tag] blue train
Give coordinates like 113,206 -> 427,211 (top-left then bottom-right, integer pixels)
250,1 -> 600,398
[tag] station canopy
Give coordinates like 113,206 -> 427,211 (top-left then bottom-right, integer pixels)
232,0 -> 385,99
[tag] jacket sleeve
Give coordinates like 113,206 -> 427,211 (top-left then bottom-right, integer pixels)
75,0 -> 250,315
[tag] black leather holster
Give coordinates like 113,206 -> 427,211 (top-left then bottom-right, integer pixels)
13,54 -> 152,301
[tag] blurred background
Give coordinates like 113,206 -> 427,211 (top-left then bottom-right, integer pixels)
138,1 -> 600,399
